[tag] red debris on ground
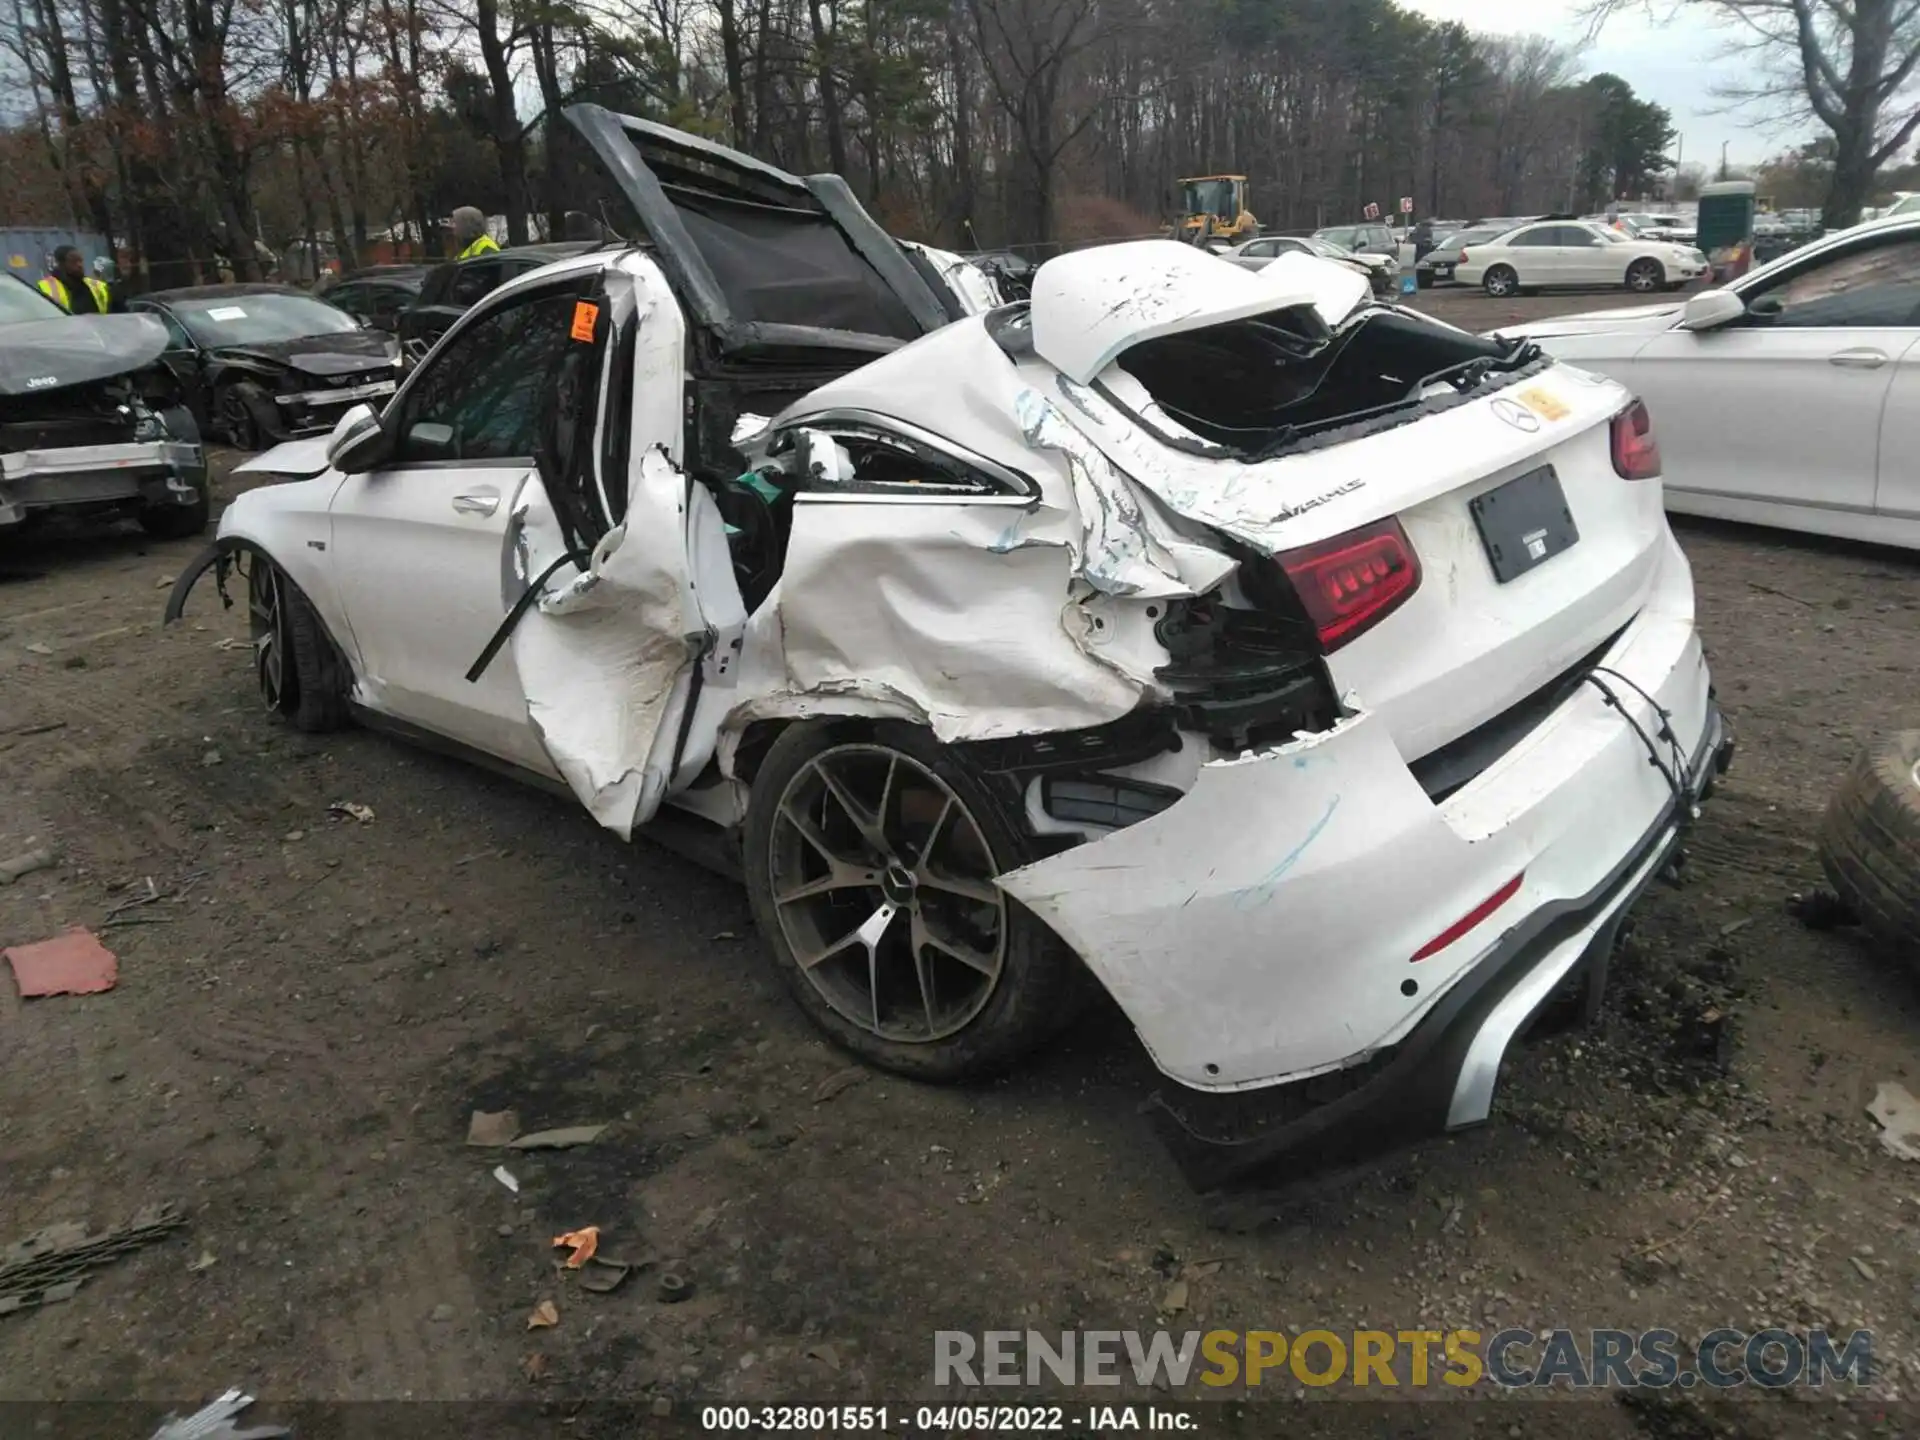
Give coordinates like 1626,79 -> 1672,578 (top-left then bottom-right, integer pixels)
4,928 -> 118,997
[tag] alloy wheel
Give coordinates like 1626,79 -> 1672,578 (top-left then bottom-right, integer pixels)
246,557 -> 287,712
221,388 -> 257,450
767,743 -> 1007,1043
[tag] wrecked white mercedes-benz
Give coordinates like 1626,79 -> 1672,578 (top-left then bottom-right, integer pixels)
166,107 -> 1731,1187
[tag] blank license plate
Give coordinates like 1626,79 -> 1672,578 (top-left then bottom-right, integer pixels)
1469,465 -> 1579,583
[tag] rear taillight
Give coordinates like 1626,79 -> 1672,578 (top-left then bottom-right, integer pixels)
1610,398 -> 1661,480
1278,518 -> 1422,650
1456,249 -> 1467,264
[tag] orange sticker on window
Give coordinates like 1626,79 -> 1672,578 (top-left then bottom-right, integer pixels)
1516,386 -> 1569,422
570,301 -> 600,342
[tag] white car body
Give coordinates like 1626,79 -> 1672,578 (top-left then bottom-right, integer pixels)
177,110 -> 1726,1186
1458,220 -> 1709,297
1498,213 -> 1920,550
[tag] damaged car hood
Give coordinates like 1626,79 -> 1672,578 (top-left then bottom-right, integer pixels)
1029,240 -> 1371,385
209,330 -> 398,375
0,314 -> 171,395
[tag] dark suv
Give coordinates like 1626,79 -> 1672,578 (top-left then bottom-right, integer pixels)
396,243 -> 596,361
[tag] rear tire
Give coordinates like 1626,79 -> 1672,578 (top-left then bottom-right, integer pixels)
1483,265 -> 1518,298
247,556 -> 351,733
1627,258 -> 1665,293
743,719 -> 1081,1083
1818,730 -> 1920,955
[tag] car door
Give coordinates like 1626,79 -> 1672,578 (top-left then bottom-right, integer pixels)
1840,239 -> 1920,525
326,279 -> 591,774
1557,226 -> 1612,283
1633,231 -> 1920,517
1511,225 -> 1567,284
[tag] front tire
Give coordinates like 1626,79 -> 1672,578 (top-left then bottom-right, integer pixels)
246,556 -> 351,732
1483,265 -> 1518,298
217,382 -> 271,451
1627,258 -> 1665,293
743,720 -> 1080,1082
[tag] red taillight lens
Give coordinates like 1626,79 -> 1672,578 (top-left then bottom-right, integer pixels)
1277,518 -> 1422,650
1610,398 -> 1661,480
1411,872 -> 1525,962
1456,249 -> 1467,264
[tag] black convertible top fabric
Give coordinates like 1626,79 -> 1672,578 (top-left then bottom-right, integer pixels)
669,187 -> 923,340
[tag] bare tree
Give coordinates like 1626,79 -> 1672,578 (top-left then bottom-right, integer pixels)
1588,0 -> 1920,226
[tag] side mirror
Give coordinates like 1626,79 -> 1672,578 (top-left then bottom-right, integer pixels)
325,403 -> 387,473
1679,288 -> 1746,332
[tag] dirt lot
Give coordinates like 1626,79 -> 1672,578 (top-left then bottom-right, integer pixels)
4,283 -> 1920,1437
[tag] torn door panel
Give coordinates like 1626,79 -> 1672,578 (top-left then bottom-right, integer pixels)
511,448 -> 747,838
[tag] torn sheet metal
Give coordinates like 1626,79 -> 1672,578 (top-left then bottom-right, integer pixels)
1014,388 -> 1233,599
1033,357 -> 1617,559
1028,240 -> 1370,385
996,708 -> 1492,1091
508,258 -> 749,837
770,498 -> 1155,742
512,447 -> 746,837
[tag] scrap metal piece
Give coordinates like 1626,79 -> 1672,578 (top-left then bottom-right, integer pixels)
0,1203 -> 185,1315
148,1387 -> 291,1440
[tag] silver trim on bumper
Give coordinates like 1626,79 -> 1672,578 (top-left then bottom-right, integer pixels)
275,378 -> 396,408
1445,706 -> 1725,1130
1,441 -> 201,481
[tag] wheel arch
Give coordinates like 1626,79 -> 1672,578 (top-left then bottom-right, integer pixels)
161,533 -> 356,688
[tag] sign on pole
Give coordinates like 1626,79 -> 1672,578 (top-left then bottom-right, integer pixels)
1399,196 -> 1414,214
1364,202 -> 1381,220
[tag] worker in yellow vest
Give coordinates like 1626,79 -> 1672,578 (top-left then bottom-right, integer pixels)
452,208 -> 500,260
39,246 -> 112,314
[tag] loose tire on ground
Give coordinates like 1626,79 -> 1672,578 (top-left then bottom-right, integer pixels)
1818,730 -> 1920,953
742,719 -> 1082,1083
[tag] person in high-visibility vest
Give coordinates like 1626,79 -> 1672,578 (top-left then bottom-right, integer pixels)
452,208 -> 500,260
38,246 -> 112,314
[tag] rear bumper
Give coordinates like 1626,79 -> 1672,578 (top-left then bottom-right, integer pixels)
1148,707 -> 1730,1189
0,441 -> 206,526
996,531 -> 1719,1187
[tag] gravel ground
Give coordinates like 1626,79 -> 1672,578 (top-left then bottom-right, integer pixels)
2,286 -> 1918,1436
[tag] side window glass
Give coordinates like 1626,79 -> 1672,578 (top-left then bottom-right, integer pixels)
1563,227 -> 1600,247
394,292 -> 582,462
1752,238 -> 1920,328
449,261 -> 502,307
1509,229 -> 1548,248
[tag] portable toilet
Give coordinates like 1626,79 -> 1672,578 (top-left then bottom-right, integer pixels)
1697,181 -> 1757,284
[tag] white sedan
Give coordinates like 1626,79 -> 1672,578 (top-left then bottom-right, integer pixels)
162,111 -> 1729,1186
1500,214 -> 1920,550
1457,219 -> 1709,298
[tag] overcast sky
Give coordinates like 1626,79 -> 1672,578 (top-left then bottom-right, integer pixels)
1401,0 -> 1805,167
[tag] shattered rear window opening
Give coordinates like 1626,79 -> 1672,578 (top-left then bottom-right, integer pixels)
1109,304 -> 1540,459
